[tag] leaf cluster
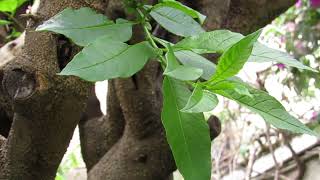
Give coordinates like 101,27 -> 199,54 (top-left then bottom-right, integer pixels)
36,1 -> 318,179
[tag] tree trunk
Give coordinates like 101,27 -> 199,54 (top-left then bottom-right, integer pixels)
0,0 -> 295,179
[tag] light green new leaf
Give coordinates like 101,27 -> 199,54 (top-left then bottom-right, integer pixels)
0,20 -> 11,26
154,1 -> 206,24
162,77 -> 211,180
164,46 -> 203,81
150,6 -> 205,37
0,0 -> 26,13
60,38 -> 157,82
175,50 -> 216,80
209,30 -> 262,83
207,80 -> 253,98
36,8 -> 132,46
249,43 -> 317,72
181,84 -> 218,113
173,30 -> 243,54
212,86 -> 317,136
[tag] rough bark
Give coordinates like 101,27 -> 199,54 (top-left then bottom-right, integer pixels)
0,0 -> 295,179
0,0 -> 98,179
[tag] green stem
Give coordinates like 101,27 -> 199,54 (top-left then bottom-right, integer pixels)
137,8 -> 167,67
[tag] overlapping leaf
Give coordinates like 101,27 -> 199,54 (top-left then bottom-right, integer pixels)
249,43 -> 317,72
154,1 -> 206,24
175,50 -> 216,80
164,46 -> 203,81
36,8 -> 132,46
60,38 -> 156,81
181,84 -> 219,113
209,30 -> 262,83
150,6 -> 204,37
162,77 -> 211,180
212,85 -> 317,136
173,30 -> 243,54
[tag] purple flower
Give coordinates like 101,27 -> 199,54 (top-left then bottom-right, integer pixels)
310,0 -> 320,8
276,63 -> 286,70
296,0 -> 303,7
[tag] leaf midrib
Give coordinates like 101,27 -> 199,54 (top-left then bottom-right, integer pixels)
167,78 -> 195,178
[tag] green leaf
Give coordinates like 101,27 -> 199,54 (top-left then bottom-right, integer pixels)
175,50 -> 216,80
0,0 -> 26,13
153,1 -> 206,24
150,6 -> 205,37
212,86 -> 317,136
209,30 -> 262,83
173,30 -> 243,54
164,46 -> 203,81
249,43 -> 318,72
0,19 -> 11,26
36,8 -> 132,46
162,77 -> 211,180
60,38 -> 157,82
207,80 -> 253,98
181,84 -> 218,113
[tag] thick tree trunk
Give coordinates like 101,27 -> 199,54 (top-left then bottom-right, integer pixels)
0,0 -> 295,179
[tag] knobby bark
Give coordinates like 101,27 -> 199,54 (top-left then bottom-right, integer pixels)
0,0 -> 295,179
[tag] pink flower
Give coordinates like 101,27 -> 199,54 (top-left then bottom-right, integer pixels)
311,111 -> 319,121
285,22 -> 296,32
296,0 -> 303,7
276,63 -> 286,70
310,0 -> 320,8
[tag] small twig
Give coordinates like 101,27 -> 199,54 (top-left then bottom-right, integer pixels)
283,133 -> 305,180
265,124 -> 280,180
245,147 -> 257,180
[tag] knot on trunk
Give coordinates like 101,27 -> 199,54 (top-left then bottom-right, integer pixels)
2,69 -> 36,101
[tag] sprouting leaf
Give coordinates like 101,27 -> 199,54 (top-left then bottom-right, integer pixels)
0,0 -> 26,14
175,50 -> 216,80
36,8 -> 132,46
212,86 -> 317,136
249,43 -> 317,72
209,30 -> 262,83
59,37 -> 157,82
162,77 -> 211,180
173,30 -> 243,54
0,19 -> 11,26
154,1 -> 206,24
150,6 -> 205,37
181,84 -> 218,113
164,46 -> 203,81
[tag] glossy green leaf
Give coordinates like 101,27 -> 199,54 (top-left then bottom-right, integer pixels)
175,50 -> 216,80
154,1 -> 206,24
212,86 -> 317,136
36,8 -> 132,46
164,46 -> 203,81
162,77 -> 211,180
60,38 -> 156,82
0,0 -> 26,13
209,30 -> 262,83
181,84 -> 218,113
0,19 -> 11,26
249,43 -> 317,72
173,30 -> 243,54
150,6 -> 205,37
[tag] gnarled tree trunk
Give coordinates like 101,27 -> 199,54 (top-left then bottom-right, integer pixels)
0,0 -> 295,179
